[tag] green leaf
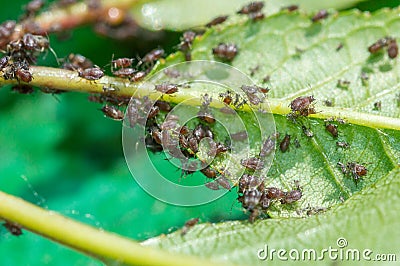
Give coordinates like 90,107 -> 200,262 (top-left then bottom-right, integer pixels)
143,167 -> 400,265
142,7 -> 400,264
148,8 -> 400,217
130,0 -> 365,31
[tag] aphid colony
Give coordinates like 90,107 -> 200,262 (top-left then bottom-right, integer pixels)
238,175 -> 302,222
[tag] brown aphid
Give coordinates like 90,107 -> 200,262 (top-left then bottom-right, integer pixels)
206,15 -> 229,27
141,48 -> 165,64
336,43 -> 343,51
24,0 -> 45,17
101,105 -> 124,120
311,9 -> 328,22
387,39 -> 398,59
337,79 -> 350,89
231,131 -> 248,141
147,106 -> 159,119
368,37 -> 390,54
155,100 -> 171,112
193,124 -> 213,141
289,95 -> 315,116
219,90 -> 234,105
241,85 -> 263,105
130,71 -> 147,82
11,84 -> 34,94
373,101 -> 382,111
63,53 -> 93,70
151,127 -> 162,145
240,189 -> 263,210
216,176 -> 231,190
259,136 -> 275,158
348,162 -> 368,180
302,126 -> 314,138
249,12 -> 265,21
0,55 -> 9,70
262,75 -> 270,83
155,82 -> 179,94
281,189 -> 302,204
219,106 -> 236,115
78,67 -> 104,81
237,1 -> 264,14
241,157 -> 264,170
205,181 -> 220,190
281,5 -> 299,12
187,136 -> 199,153
2,221 -> 23,236
201,166 -> 218,179
265,187 -> 285,200
326,123 -> 338,138
181,218 -> 199,236
212,43 -> 238,61
323,99 -> 334,107
198,111 -> 216,124
112,68 -> 137,78
163,69 -> 180,78
238,174 -> 263,193
22,33 -> 49,51
16,68 -> 33,83
336,141 -> 350,149
112,57 -> 134,69
280,134 -> 290,152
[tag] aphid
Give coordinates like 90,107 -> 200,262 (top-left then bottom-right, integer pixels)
219,90 -> 234,105
11,84 -> 34,94
337,79 -> 350,89
373,101 -> 382,111
187,136 -> 199,153
216,176 -> 231,190
147,106 -> 160,119
265,187 -> 285,200
205,181 -> 220,190
262,75 -> 270,83
181,218 -> 199,236
259,136 -> 275,158
311,9 -> 329,22
231,131 -> 248,141
24,0 -> 45,17
200,166 -> 218,179
63,53 -> 93,70
387,38 -> 398,59
198,111 -> 216,124
130,71 -> 147,82
237,1 -> 264,14
151,127 -> 162,145
289,95 -> 315,116
238,174 -> 263,193
193,124 -> 213,141
163,69 -> 180,78
206,15 -> 229,27
336,141 -> 350,149
160,115 -> 179,130
2,221 -> 23,236
323,99 -> 334,107
280,134 -> 290,152
302,126 -> 314,138
0,20 -> 16,39
155,100 -> 171,112
219,106 -> 236,115
249,12 -> 265,21
16,68 -> 33,83
281,189 -> 302,204
241,189 -> 263,210
78,67 -> 104,81
112,57 -> 134,69
212,43 -> 238,61
281,5 -> 299,12
112,68 -> 137,78
241,157 -> 265,171
294,138 -> 301,148
141,48 -> 165,64
368,37 -> 391,54
347,162 -> 368,181
325,123 -> 338,138
101,105 -> 124,120
0,55 -> 9,70
336,43 -> 343,51
155,82 -> 179,94
241,85 -> 264,105
361,72 -> 369,86
180,31 -> 196,49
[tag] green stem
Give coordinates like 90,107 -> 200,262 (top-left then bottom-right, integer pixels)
2,66 -> 399,131
0,190 -> 223,266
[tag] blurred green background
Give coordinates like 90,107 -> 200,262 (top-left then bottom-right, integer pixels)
0,0 -> 399,265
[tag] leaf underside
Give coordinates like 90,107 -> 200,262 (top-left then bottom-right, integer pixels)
143,7 -> 400,265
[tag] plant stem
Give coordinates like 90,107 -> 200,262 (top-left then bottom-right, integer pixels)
0,190 -> 223,266
2,66 -> 399,131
